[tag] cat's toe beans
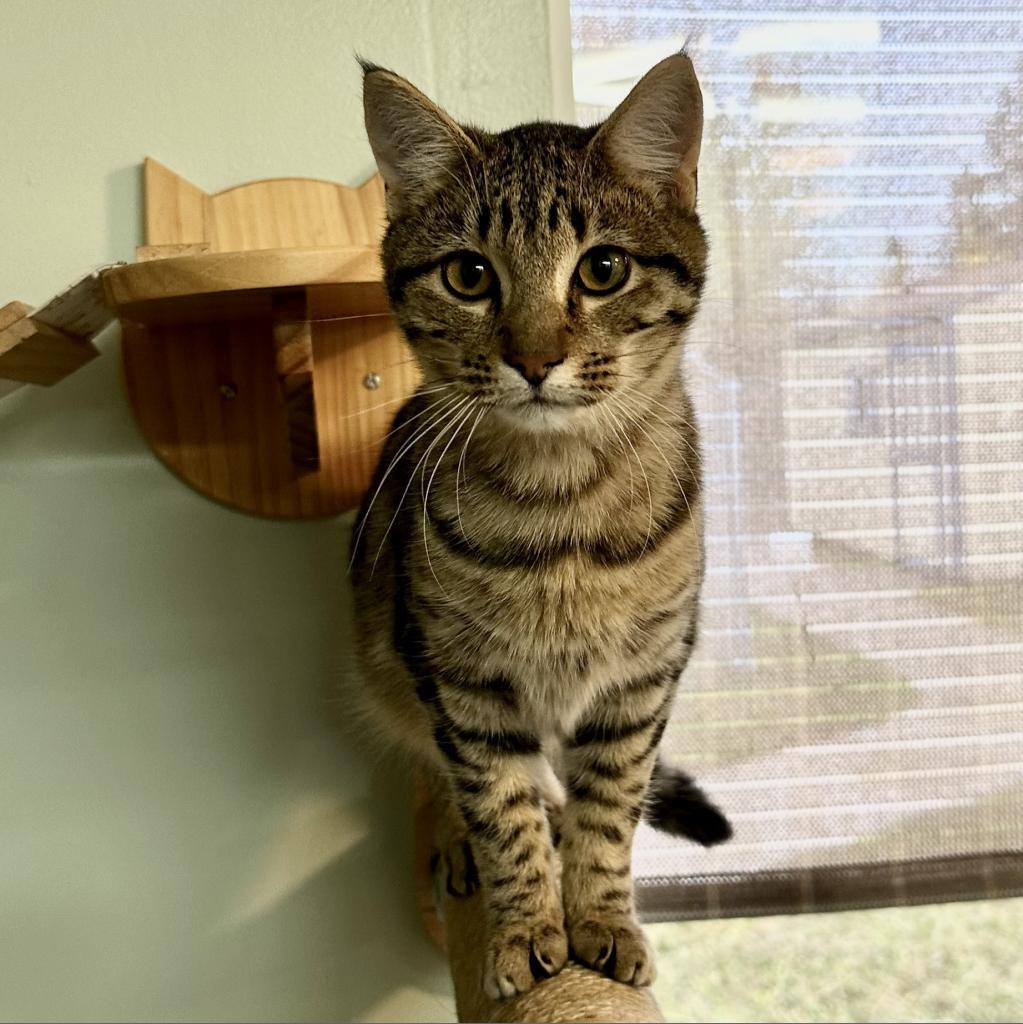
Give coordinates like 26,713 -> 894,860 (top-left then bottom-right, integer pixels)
483,918 -> 568,999
569,915 -> 656,987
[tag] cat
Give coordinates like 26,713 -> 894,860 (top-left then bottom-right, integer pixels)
350,52 -> 730,998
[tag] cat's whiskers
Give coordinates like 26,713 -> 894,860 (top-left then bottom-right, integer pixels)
347,386 -> 467,459
621,383 -> 704,467
455,406 -> 489,541
339,381 -> 452,423
370,385 -> 462,448
611,389 -> 692,494
420,399 -> 469,506
594,399 -> 653,553
591,400 -> 635,501
369,395 -> 474,577
620,341 -> 680,358
615,407 -> 655,556
611,368 -> 703,451
611,384 -> 703,491
609,389 -> 705,566
419,400 -> 479,601
348,392 -> 465,570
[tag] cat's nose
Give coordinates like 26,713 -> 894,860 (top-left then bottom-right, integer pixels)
504,351 -> 565,387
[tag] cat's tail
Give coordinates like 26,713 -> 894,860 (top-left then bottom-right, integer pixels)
645,759 -> 733,846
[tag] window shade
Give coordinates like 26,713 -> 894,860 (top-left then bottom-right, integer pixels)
572,0 -> 1023,919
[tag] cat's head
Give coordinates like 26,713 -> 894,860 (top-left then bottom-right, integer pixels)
362,54 -> 706,433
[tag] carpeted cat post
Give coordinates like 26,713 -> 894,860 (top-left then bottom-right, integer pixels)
414,787 -> 664,1023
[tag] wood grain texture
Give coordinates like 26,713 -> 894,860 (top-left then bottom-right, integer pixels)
119,161 -> 417,518
136,243 -> 211,262
122,313 -> 413,516
0,299 -> 100,386
144,159 -> 210,245
103,246 -> 386,325
29,270 -> 113,338
0,300 -> 32,334
211,176 -> 386,250
141,159 -> 386,252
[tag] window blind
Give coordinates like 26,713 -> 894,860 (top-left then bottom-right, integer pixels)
572,0 -> 1023,919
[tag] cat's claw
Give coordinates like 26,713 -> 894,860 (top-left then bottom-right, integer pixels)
569,914 -> 656,987
483,916 -> 568,999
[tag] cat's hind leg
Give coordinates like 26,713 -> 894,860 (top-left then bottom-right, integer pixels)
421,763 -> 480,898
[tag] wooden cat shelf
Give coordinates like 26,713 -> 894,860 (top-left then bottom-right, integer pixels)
0,158 -> 419,518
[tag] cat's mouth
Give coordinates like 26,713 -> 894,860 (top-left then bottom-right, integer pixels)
525,393 -> 576,408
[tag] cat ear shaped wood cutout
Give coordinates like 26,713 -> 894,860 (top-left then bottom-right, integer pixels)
0,159 -> 419,518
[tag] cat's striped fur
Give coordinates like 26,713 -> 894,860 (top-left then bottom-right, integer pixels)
351,54 -> 729,997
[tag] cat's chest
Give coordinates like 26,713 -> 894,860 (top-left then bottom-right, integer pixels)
446,489 -> 700,647
478,555 -> 689,689
506,566 -> 692,732
422,451 -> 703,723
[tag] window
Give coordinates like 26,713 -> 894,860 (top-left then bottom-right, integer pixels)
573,0 -> 1023,917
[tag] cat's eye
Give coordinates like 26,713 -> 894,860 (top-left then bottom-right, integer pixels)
441,252 -> 496,300
575,247 -> 630,294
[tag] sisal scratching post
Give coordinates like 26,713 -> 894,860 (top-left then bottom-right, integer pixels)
414,786 -> 664,1023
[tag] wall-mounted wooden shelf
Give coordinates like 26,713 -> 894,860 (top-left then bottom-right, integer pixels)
102,245 -> 389,326
2,159 -> 420,519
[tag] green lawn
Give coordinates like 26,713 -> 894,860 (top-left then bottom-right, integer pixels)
650,898 -> 1023,1023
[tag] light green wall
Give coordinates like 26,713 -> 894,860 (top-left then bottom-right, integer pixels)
0,2 -> 561,1019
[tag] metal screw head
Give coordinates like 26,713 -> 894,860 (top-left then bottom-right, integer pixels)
363,372 -> 381,391
218,383 -> 237,400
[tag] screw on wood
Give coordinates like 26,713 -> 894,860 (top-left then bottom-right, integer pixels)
219,382 -> 238,399
363,372 -> 381,390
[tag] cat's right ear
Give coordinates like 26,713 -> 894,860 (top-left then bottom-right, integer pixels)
591,52 -> 703,213
360,60 -> 476,217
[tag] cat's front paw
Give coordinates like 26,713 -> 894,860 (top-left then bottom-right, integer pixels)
483,914 -> 568,999
568,913 -> 655,986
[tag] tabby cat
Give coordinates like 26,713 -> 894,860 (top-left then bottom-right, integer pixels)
350,53 -> 730,997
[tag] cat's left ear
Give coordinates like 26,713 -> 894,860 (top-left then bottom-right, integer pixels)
591,52 -> 703,212
361,60 -> 477,217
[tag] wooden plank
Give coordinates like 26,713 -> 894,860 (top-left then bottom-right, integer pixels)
102,246 -> 382,311
0,286 -> 108,387
136,243 -> 211,262
0,300 -> 32,333
0,309 -> 99,385
30,269 -> 114,337
101,247 -> 387,327
143,157 -> 210,246
0,302 -> 32,396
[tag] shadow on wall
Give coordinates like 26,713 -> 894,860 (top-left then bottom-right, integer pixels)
0,331 -> 451,1021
